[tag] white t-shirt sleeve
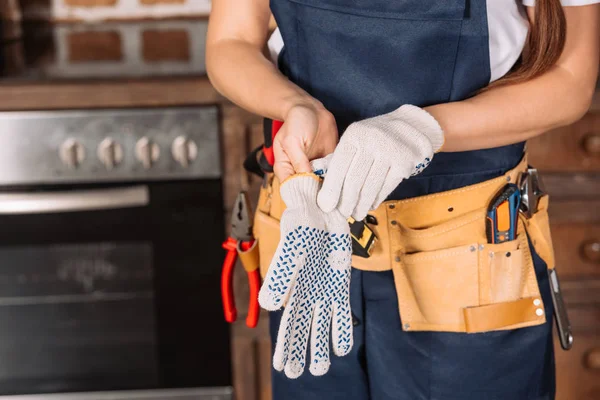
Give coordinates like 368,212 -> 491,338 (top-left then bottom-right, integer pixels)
523,0 -> 600,6
267,28 -> 284,67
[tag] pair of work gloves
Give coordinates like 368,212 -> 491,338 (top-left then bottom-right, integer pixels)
258,105 -> 445,379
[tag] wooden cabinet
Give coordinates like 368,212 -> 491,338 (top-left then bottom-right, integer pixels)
529,98 -> 600,400
529,112 -> 600,171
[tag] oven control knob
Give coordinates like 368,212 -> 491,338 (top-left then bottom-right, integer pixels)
97,138 -> 124,170
135,137 -> 160,169
171,135 -> 198,168
59,138 -> 85,168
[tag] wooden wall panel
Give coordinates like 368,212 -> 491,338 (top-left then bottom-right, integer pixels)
551,223 -> 600,279
528,112 -> 600,172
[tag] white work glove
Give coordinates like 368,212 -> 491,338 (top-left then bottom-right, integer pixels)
317,104 -> 445,220
258,172 -> 353,379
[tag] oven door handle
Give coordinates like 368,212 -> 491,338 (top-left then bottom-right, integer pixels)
0,186 -> 149,214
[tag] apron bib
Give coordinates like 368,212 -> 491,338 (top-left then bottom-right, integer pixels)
270,0 -> 525,197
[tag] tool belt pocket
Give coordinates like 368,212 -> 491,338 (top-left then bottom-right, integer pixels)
393,210 -> 547,334
523,194 -> 555,270
253,175 -> 285,278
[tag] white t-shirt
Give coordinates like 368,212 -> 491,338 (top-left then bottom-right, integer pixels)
268,0 -> 599,84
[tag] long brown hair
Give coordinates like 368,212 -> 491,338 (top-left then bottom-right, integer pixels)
489,0 -> 566,89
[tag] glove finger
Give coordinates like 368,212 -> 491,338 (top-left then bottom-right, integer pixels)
317,143 -> 357,212
272,294 -> 297,372
259,229 -> 306,310
283,300 -> 314,379
283,243 -> 324,379
331,268 -> 353,357
337,156 -> 373,219
371,171 -> 403,211
309,300 -> 332,376
351,162 -> 389,221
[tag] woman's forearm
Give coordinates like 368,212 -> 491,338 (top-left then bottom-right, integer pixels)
427,4 -> 599,152
426,64 -> 597,151
206,40 -> 315,121
206,0 -> 318,121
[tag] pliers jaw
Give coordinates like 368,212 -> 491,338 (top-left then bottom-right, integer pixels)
230,192 -> 253,242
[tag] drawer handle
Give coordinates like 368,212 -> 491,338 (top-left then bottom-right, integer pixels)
581,240 -> 600,264
584,348 -> 600,370
582,133 -> 600,156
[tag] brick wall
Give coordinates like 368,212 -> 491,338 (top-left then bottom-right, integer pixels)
42,19 -> 207,78
20,0 -> 211,21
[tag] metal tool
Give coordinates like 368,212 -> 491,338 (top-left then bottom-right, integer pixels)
518,168 -> 546,219
348,216 -> 378,258
486,184 -> 521,244
548,269 -> 573,350
519,168 -> 573,350
221,191 -> 261,328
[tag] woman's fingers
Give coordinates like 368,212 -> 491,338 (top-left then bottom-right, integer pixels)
280,133 -> 312,173
317,142 -> 357,212
371,170 -> 402,210
352,163 -> 389,221
273,138 -> 295,182
337,155 -> 373,218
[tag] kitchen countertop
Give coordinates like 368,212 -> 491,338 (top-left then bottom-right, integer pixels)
0,18 -> 227,110
1,77 -> 598,112
0,76 -> 225,110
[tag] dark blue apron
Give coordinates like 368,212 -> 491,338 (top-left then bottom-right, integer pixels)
272,0 -> 525,198
268,0 -> 555,398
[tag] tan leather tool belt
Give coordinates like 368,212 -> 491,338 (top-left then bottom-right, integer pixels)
253,155 -> 555,334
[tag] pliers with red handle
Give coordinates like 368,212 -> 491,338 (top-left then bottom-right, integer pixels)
221,191 -> 261,328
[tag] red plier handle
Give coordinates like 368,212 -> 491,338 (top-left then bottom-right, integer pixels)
221,238 -> 260,328
263,119 -> 284,167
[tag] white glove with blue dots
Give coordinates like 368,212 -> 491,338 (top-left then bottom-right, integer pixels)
258,166 -> 353,379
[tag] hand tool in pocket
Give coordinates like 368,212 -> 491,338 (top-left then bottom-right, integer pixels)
259,118 -> 284,172
519,168 -> 545,219
348,216 -> 378,258
486,183 -> 521,244
221,191 -> 261,328
519,168 -> 573,350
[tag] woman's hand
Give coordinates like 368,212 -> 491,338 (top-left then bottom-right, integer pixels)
273,100 -> 339,181
317,105 -> 444,220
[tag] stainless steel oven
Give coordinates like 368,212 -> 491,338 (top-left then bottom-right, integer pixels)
0,108 -> 231,399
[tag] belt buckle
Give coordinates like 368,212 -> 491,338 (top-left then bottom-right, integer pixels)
348,216 -> 378,258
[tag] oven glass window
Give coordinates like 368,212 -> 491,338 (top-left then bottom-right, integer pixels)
0,242 -> 158,394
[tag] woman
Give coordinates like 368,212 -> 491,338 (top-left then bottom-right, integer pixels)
207,1 -> 599,399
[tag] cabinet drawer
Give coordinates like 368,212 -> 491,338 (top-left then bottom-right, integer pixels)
552,223 -> 600,279
528,112 -> 600,172
556,334 -> 600,400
